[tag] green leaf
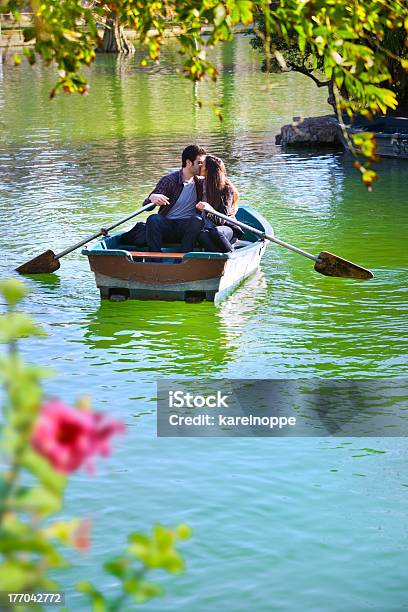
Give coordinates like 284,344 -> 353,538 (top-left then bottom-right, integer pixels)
103,557 -> 130,579
0,279 -> 27,306
176,523 -> 192,540
160,551 -> 184,573
0,560 -> 37,591
330,50 -> 343,65
62,29 -> 82,42
361,169 -> 378,189
22,449 -> 67,495
13,485 -> 62,516
0,474 -> 8,499
127,579 -> 163,603
298,33 -> 306,54
128,533 -> 151,565
23,27 -> 36,43
0,357 -> 49,425
213,4 -> 225,27
323,54 -> 333,78
231,0 -> 253,25
0,312 -> 45,342
0,524 -> 66,567
23,47 -> 36,65
153,524 -> 173,549
77,582 -> 107,612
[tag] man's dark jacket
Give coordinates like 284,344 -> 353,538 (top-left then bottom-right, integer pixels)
143,169 -> 204,217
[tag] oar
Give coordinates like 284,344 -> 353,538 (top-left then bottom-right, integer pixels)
202,204 -> 374,280
15,203 -> 154,275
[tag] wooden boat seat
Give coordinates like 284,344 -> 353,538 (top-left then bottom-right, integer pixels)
129,251 -> 184,259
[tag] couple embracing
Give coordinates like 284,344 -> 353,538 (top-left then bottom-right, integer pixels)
142,144 -> 242,253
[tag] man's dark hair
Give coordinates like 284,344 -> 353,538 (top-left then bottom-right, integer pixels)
182,144 -> 207,167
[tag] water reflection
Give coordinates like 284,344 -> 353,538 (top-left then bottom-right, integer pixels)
81,300 -> 236,375
218,268 -> 269,327
23,272 -> 61,291
79,270 -> 269,375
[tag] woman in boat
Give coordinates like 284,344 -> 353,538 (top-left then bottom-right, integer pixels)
196,155 -> 242,252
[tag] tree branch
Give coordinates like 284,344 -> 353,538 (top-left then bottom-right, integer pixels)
290,66 -> 330,88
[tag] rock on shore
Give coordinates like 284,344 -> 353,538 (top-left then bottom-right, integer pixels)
275,115 -> 343,147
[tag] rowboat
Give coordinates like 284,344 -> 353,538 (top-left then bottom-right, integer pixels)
82,206 -> 272,303
344,115 -> 408,158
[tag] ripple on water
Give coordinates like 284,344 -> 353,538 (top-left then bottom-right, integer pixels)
1,38 -> 407,612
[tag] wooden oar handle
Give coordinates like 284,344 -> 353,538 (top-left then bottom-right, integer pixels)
203,204 -> 373,280
202,205 -> 318,262
54,203 -> 155,259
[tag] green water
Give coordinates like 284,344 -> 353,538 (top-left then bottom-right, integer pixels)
1,37 -> 408,611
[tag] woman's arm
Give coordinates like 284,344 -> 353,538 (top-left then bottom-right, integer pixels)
231,184 -> 239,215
196,184 -> 238,222
221,185 -> 238,217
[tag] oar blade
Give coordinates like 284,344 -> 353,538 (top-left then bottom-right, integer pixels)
16,250 -> 60,275
314,251 -> 374,280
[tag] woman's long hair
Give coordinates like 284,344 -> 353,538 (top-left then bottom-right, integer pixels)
204,155 -> 238,212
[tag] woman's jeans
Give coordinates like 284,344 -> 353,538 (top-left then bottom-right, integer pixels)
198,225 -> 235,253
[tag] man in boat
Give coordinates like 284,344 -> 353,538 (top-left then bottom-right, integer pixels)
143,144 -> 207,252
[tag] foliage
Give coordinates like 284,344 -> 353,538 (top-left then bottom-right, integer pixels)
0,279 -> 190,611
79,523 -> 192,610
250,13 -> 327,84
4,1 -> 404,106
2,0 -> 407,187
249,1 -> 408,188
1,0 -> 255,96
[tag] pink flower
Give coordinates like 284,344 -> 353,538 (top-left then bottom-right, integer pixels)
31,400 -> 125,474
72,518 -> 92,552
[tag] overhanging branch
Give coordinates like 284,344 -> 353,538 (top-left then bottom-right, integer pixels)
290,66 -> 330,88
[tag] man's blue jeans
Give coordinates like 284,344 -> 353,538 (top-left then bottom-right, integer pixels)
145,213 -> 203,252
